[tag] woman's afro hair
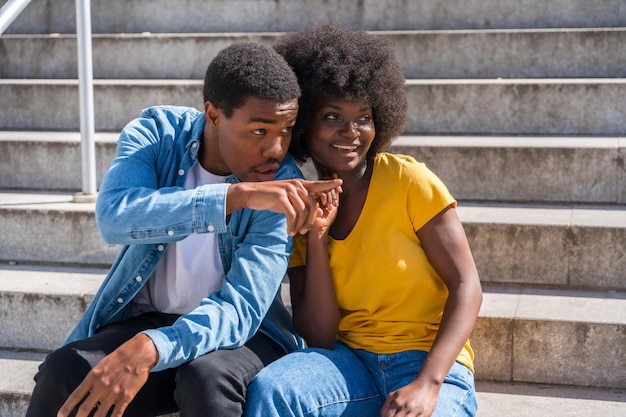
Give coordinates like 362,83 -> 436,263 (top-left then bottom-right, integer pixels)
274,23 -> 408,162
203,42 -> 300,118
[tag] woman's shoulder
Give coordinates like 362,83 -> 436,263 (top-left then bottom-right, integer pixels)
374,152 -> 454,201
375,152 -> 437,182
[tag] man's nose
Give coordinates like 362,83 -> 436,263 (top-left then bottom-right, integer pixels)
263,134 -> 286,158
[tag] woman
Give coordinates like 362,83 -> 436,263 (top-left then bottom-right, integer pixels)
245,24 -> 483,417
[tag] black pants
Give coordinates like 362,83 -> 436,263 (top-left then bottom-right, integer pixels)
25,312 -> 286,417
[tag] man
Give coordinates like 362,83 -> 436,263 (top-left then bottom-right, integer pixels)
26,42 -> 341,417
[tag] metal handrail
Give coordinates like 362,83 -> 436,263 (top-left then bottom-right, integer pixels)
1,0 -> 97,202
0,0 -> 31,35
73,0 -> 97,203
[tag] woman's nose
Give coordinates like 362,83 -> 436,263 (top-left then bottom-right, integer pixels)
341,121 -> 359,137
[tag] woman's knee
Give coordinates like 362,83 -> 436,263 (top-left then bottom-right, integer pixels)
246,363 -> 293,403
433,363 -> 477,417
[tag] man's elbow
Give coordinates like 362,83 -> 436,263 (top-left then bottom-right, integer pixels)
95,200 -> 121,244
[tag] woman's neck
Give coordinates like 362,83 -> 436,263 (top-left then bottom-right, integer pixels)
332,156 -> 373,194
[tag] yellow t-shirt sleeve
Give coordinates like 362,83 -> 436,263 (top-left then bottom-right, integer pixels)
288,233 -> 306,268
398,155 -> 456,232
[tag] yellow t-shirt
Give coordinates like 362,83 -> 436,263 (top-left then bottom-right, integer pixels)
289,153 -> 474,371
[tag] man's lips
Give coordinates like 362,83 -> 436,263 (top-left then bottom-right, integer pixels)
255,164 -> 280,177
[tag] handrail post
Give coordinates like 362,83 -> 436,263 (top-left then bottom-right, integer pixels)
73,0 -> 97,203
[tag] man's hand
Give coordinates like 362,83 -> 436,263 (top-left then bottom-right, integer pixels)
57,334 -> 159,417
227,178 -> 342,236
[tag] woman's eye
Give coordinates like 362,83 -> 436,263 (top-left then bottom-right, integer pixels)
324,113 -> 339,121
252,128 -> 266,135
358,114 -> 372,123
282,126 -> 293,133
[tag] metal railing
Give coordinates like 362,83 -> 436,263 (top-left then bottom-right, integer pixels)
0,0 -> 31,34
73,0 -> 97,202
0,0 -> 97,203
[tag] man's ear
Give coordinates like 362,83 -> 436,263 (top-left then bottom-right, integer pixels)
204,101 -> 220,126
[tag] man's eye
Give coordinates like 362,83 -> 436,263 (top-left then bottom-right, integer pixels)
324,113 -> 339,121
282,126 -> 293,133
252,129 -> 266,135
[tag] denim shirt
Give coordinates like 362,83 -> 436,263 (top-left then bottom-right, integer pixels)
65,106 -> 304,372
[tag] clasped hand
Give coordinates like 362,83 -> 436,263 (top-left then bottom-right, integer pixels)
232,178 -> 343,236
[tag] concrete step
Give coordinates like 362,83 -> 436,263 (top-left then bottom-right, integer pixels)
0,191 -> 118,267
5,0 -> 625,34
473,285 -> 626,389
390,136 -> 626,205
1,264 -> 625,389
2,78 -> 625,135
2,191 -> 624,289
475,381 -> 626,417
0,79 -> 202,131
0,132 -> 117,191
458,204 -> 626,291
3,351 -> 624,417
2,28 -> 625,79
0,350 -> 46,417
2,352 -> 625,417
0,264 -> 106,351
403,78 -> 626,136
4,133 -> 625,206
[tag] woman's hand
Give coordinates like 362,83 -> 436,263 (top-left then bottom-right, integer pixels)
308,174 -> 342,238
381,377 -> 440,417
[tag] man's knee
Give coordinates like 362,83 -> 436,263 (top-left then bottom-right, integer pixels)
176,351 -> 227,389
27,346 -> 93,417
35,345 -> 90,387
174,349 -> 262,415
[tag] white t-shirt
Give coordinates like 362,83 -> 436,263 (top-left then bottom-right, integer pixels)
133,162 -> 227,315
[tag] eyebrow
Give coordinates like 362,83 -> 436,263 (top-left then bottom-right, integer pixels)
325,103 -> 372,111
248,117 -> 277,124
248,115 -> 297,124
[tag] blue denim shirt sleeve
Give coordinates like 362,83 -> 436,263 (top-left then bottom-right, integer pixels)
143,208 -> 291,371
144,157 -> 303,372
96,113 -> 228,244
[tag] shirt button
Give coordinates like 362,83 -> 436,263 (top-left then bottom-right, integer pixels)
192,142 -> 198,148
207,224 -> 215,232
117,297 -> 124,304
157,244 -> 165,251
178,169 -> 185,176
135,275 -> 143,282
167,229 -> 174,236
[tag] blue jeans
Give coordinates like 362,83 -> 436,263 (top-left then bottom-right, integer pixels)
245,341 -> 477,417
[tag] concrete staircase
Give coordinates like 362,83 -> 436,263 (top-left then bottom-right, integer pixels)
1,0 -> 625,415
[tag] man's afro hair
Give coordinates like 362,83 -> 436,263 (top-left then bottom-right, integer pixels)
204,42 -> 301,117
